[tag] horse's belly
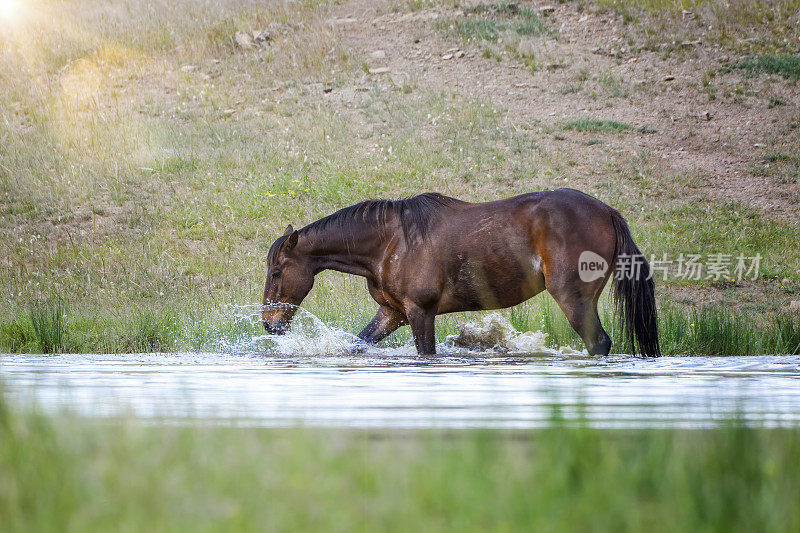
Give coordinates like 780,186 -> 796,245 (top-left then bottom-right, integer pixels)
438,253 -> 545,313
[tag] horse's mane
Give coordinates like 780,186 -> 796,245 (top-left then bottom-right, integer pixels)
301,193 -> 463,242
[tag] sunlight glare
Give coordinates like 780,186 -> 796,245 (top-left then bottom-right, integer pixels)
0,0 -> 20,23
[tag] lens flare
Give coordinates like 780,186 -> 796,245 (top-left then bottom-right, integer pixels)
0,0 -> 20,23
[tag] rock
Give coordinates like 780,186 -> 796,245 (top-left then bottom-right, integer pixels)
370,50 -> 386,60
328,17 -> 357,25
253,30 -> 271,47
368,67 -> 390,74
663,75 -> 675,82
788,300 -> 800,313
441,53 -> 453,60
701,111 -> 712,121
455,50 -> 465,58
539,5 -> 555,15
221,109 -> 235,117
180,65 -> 199,72
234,31 -> 254,49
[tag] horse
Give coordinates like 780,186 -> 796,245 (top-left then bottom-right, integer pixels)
262,188 -> 660,356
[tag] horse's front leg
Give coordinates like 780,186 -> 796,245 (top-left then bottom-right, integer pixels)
357,305 -> 406,344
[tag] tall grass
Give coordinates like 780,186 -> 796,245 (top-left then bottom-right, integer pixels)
2,296 -> 799,355
0,399 -> 799,531
29,303 -> 64,354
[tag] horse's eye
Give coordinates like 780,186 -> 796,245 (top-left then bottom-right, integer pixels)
271,270 -> 281,279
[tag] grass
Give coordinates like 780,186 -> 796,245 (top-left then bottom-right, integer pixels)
1,399 -> 800,531
0,0 -> 798,355
6,292 -> 799,356
563,118 -> 634,133
726,55 -> 800,80
584,0 -> 800,55
29,302 -> 64,354
437,4 -> 550,43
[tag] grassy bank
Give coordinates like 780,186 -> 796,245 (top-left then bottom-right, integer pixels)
1,0 -> 799,354
2,293 -> 799,355
1,400 -> 799,531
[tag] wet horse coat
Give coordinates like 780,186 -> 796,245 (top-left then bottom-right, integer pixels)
262,189 -> 660,356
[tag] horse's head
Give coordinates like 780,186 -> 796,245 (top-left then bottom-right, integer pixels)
262,225 -> 314,334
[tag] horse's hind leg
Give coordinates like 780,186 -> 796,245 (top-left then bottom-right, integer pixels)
547,279 -> 612,356
358,306 -> 406,344
406,305 -> 437,355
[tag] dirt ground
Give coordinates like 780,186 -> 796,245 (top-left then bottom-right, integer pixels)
326,0 -> 800,218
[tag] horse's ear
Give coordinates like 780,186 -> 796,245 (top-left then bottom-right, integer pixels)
282,224 -> 294,236
285,230 -> 299,251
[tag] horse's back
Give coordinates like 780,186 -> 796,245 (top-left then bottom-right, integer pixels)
419,189 -> 617,313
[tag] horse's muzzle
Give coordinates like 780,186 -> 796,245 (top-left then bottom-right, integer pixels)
263,321 -> 288,335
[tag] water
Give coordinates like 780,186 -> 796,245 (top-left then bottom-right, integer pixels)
1,310 -> 799,429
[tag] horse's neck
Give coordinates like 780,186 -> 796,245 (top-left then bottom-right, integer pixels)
301,224 -> 385,279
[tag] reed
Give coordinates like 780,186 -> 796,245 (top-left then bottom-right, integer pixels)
29,302 -> 64,354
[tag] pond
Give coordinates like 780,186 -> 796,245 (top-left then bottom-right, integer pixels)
2,350 -> 799,429
2,308 -> 799,428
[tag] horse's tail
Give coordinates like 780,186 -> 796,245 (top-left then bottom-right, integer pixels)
610,210 -> 661,356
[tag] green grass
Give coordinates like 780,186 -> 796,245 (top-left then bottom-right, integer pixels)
1,398 -> 799,532
4,294 -> 800,355
563,118 -> 634,133
0,0 -> 798,356
727,55 -> 800,80
584,0 -> 800,55
437,4 -> 549,43
29,303 -> 64,354
514,8 -> 548,36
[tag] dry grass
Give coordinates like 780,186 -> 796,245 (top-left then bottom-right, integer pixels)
1,0 -> 799,352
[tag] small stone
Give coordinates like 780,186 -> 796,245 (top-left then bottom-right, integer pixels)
370,50 -> 386,60
180,65 -> 199,73
446,47 -> 460,53
701,111 -> 712,121
539,5 -> 555,15
253,30 -> 271,47
442,53 -> 454,60
328,17 -> 357,25
234,31 -> 254,49
368,67 -> 390,74
788,300 -> 800,313
322,86 -> 333,93
663,75 -> 675,81
221,109 -> 235,117
455,50 -> 465,58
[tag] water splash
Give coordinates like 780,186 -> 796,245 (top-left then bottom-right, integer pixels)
445,313 -> 581,355
220,304 -> 360,355
219,305 -> 577,356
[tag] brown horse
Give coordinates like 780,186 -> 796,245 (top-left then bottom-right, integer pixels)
262,189 -> 660,356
